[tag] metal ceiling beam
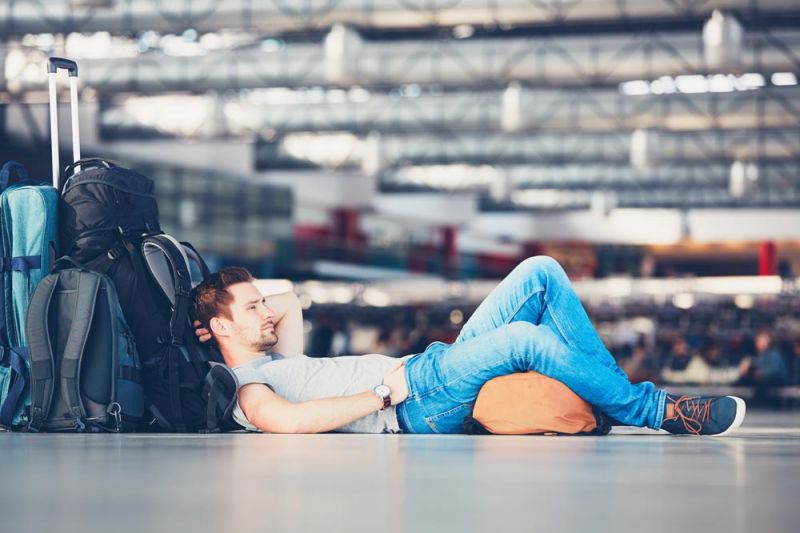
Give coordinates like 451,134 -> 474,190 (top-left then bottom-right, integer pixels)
1,0 -> 799,37
96,85 -> 800,137
479,186 -> 800,209
253,128 -> 800,170
380,161 -> 800,191
6,29 -> 800,93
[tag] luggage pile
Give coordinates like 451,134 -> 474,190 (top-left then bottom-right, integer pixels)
0,57 -> 240,433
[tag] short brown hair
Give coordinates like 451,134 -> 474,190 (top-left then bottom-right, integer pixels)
193,267 -> 254,330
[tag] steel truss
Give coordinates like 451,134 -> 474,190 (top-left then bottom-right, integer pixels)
478,186 -> 800,209
97,85 -> 800,137
5,29 -> 800,93
381,161 -> 800,191
253,128 -> 800,168
1,0 -> 799,37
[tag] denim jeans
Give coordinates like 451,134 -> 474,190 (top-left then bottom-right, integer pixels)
396,256 -> 667,434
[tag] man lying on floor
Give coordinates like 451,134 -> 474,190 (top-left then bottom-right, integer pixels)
191,257 -> 746,436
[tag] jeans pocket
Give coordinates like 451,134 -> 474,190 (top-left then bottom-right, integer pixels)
424,403 -> 473,434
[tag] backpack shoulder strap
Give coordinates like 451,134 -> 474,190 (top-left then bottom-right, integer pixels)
25,272 -> 60,431
180,241 -> 211,281
0,347 -> 29,427
59,271 -> 101,429
200,363 -> 241,433
0,161 -> 29,191
141,234 -> 202,432
141,234 -> 191,344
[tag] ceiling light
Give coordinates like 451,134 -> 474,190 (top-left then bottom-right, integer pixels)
453,25 -> 475,39
673,293 -> 695,310
771,72 -> 798,86
734,294 -> 754,309
675,75 -> 708,94
620,80 -> 650,95
709,74 -> 735,92
450,309 -> 464,325
362,288 -> 390,307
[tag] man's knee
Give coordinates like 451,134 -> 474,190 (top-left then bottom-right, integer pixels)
517,255 -> 564,278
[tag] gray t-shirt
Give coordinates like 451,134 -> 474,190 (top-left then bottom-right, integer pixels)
231,353 -> 406,433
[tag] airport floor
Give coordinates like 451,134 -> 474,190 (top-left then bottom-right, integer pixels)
1,410 -> 798,533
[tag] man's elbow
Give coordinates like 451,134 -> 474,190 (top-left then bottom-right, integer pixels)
251,410 -> 302,434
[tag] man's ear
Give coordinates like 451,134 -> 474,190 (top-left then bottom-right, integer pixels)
209,316 -> 231,338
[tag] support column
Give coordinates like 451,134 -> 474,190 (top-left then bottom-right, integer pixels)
758,240 -> 777,276
332,208 -> 361,246
440,225 -> 459,277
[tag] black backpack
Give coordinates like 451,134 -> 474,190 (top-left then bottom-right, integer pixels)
58,158 -> 241,432
140,233 -> 241,433
25,260 -> 144,432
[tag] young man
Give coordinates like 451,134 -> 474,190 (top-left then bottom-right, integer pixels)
192,257 -> 746,436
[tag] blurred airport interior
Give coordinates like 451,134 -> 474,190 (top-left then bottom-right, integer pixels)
2,0 -> 800,399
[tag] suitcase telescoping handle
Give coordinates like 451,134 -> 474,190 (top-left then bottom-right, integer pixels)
47,57 -> 81,190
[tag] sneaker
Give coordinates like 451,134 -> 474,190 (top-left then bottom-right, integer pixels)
661,395 -> 746,436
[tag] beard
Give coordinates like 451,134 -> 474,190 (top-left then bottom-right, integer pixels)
234,323 -> 279,353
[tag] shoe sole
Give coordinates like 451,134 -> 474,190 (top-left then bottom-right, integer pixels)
714,396 -> 746,436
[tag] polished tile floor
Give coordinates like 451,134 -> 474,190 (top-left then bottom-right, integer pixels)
1,411 -> 798,533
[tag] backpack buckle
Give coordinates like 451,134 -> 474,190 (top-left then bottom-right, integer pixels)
107,403 -> 122,431
107,243 -> 126,261
28,407 -> 44,432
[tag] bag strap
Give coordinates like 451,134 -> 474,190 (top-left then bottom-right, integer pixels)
180,241 -> 211,280
60,158 -> 119,193
25,272 -> 60,431
144,235 -> 192,346
62,157 -> 115,177
59,271 -> 101,429
0,256 -> 42,274
0,347 -> 29,427
51,255 -> 89,273
0,161 -> 28,191
200,363 -> 239,433
141,235 -> 198,432
0,229 -> 7,347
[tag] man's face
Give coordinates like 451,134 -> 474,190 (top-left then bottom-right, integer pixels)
222,282 -> 278,352
755,332 -> 771,353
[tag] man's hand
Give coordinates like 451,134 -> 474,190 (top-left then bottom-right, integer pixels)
382,361 -> 409,406
738,356 -> 753,377
193,320 -> 212,343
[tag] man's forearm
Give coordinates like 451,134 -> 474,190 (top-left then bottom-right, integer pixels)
252,392 -> 384,434
268,292 -> 304,357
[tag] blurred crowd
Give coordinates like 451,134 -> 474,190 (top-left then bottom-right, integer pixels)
303,297 -> 800,403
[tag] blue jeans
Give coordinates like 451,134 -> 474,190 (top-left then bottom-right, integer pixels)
396,256 -> 667,434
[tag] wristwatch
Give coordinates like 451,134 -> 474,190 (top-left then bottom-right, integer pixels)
373,383 -> 391,410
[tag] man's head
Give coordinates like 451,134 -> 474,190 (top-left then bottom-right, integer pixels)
193,267 -> 278,355
755,329 -> 773,353
672,336 -> 689,357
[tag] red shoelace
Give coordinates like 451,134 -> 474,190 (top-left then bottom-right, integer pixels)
663,395 -> 711,435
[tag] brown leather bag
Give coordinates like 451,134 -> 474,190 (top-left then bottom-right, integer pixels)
466,371 -> 608,435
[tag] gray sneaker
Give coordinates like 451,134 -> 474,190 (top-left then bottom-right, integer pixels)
661,395 -> 746,436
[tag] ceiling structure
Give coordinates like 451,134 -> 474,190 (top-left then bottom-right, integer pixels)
1,0 -> 800,262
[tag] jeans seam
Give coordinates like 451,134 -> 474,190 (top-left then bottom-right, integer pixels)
654,388 -> 667,429
504,286 -> 544,327
424,403 -> 473,433
411,352 -> 513,409
427,403 -> 471,421
541,292 -> 575,351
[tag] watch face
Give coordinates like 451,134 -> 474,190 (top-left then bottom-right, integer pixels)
375,384 -> 391,397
